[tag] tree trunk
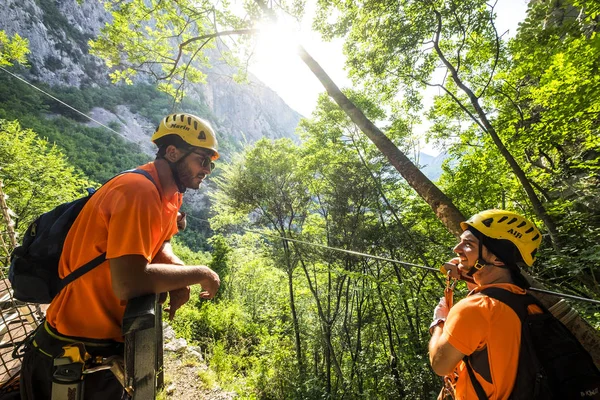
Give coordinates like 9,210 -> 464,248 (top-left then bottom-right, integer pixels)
324,325 -> 332,396
376,280 -> 405,397
296,46 -> 465,237
297,256 -> 344,390
282,239 -> 304,376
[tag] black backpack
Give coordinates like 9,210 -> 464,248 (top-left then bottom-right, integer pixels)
466,287 -> 600,400
9,169 -> 157,304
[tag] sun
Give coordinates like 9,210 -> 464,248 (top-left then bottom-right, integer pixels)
253,18 -> 302,62
246,13 -> 348,117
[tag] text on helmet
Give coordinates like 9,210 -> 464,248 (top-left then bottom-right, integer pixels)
168,123 -> 190,131
507,228 -> 523,239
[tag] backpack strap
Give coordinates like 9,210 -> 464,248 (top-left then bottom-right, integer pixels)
479,287 -> 540,320
121,169 -> 159,199
465,357 -> 489,400
57,169 -> 159,292
464,287 -> 538,400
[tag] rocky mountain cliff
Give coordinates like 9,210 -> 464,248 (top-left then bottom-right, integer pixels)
0,0 -> 302,157
418,151 -> 447,182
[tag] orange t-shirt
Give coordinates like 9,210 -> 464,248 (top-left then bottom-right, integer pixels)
443,283 -> 540,400
46,163 -> 182,341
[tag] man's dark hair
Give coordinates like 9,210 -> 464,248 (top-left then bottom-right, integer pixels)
154,134 -> 192,158
154,134 -> 217,160
482,236 -> 530,289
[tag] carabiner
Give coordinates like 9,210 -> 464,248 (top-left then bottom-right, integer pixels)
444,271 -> 457,310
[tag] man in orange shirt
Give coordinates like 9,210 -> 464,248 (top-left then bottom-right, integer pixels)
20,113 -> 222,400
428,210 -> 542,400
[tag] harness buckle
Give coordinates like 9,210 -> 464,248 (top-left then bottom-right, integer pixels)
51,343 -> 89,400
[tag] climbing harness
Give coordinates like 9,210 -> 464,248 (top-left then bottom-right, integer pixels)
51,343 -> 131,400
51,343 -> 88,399
440,375 -> 457,400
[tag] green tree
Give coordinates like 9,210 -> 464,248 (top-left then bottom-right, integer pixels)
487,0 -> 600,294
0,119 -> 90,266
212,138 -> 311,385
0,31 -> 29,67
315,0 -> 564,246
297,92 -> 445,398
92,0 -> 467,235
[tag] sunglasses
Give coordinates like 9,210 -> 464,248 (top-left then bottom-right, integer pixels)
192,151 -> 215,172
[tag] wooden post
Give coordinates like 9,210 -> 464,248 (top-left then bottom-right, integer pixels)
122,294 -> 162,399
156,310 -> 164,391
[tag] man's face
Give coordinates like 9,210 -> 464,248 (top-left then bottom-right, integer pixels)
452,230 -> 481,273
176,150 -> 214,190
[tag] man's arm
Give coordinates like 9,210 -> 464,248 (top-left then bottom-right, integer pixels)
150,241 -> 193,319
109,254 -> 220,301
151,241 -> 184,265
429,324 -> 466,376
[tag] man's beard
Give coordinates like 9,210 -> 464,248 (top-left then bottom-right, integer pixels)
176,161 -> 200,189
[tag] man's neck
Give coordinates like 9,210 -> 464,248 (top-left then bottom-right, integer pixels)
474,265 -> 513,286
154,158 -> 180,198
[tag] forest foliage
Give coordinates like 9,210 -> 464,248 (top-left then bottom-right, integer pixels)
1,0 -> 600,399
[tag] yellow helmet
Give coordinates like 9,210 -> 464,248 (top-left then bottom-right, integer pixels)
460,209 -> 542,266
151,113 -> 219,160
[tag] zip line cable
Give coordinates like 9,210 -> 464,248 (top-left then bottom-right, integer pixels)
184,215 -> 600,305
248,229 -> 600,305
0,66 -> 123,136
245,228 -> 440,273
2,67 -> 598,306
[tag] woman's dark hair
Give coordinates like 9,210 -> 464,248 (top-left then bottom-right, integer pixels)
482,235 -> 531,289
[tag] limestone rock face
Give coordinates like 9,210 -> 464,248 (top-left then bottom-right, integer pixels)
2,0 -> 301,155
1,0 -> 110,87
86,106 -> 157,155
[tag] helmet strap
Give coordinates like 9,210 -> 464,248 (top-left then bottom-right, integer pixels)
466,230 -> 487,278
466,260 -> 486,277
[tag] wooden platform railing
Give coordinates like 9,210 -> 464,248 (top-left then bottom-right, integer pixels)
122,293 -> 164,399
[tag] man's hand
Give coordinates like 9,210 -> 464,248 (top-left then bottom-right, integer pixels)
199,267 -> 220,299
165,286 -> 191,320
442,257 -> 478,290
158,292 -> 168,304
177,212 -> 187,231
441,257 -> 461,279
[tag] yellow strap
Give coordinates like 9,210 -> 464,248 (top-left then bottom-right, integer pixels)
32,339 -> 53,358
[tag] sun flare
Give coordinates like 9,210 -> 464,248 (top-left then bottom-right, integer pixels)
254,19 -> 302,61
